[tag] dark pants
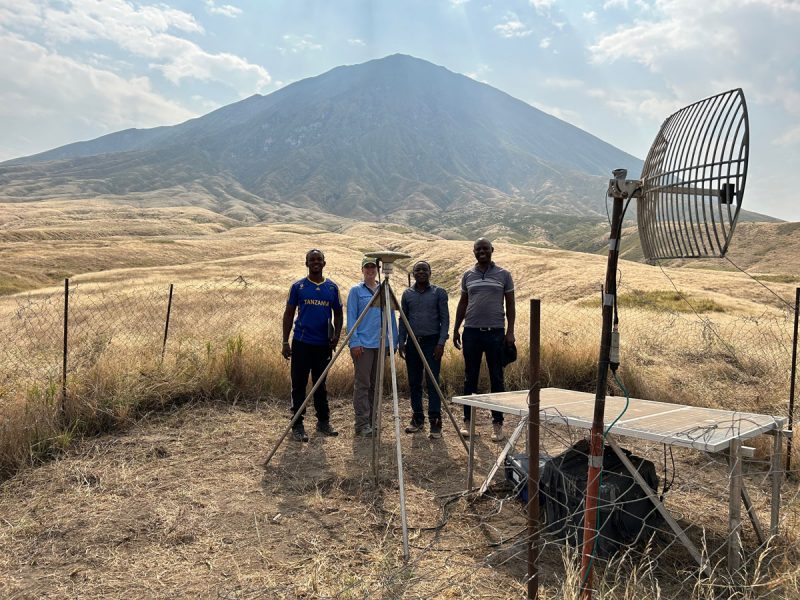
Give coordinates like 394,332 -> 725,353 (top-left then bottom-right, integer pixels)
462,327 -> 505,424
291,339 -> 331,426
405,334 -> 442,423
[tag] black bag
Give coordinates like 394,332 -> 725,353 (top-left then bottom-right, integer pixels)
502,341 -> 517,367
540,439 -> 664,558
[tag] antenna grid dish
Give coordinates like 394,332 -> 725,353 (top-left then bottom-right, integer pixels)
638,88 -> 749,260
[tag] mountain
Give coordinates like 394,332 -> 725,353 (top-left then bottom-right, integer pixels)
0,54 -> 773,240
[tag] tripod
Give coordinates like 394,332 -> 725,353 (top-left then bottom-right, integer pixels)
264,251 -> 468,560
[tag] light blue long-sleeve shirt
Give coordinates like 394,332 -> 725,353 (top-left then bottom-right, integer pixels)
346,282 -> 398,349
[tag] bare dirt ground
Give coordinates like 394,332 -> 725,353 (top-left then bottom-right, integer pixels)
2,396 -> 798,599
0,397 -> 546,599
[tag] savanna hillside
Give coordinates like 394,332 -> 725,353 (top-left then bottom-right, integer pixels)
1,199 -> 798,598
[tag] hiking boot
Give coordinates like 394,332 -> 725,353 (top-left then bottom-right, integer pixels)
356,425 -> 374,438
491,422 -> 505,443
429,417 -> 442,439
316,421 -> 339,437
405,419 -> 424,434
292,425 -> 309,442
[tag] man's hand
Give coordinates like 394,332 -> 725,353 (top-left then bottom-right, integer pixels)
398,343 -> 406,360
433,344 -> 444,361
329,335 -> 340,350
505,331 -> 516,346
453,330 -> 462,350
350,346 -> 364,360
282,342 -> 291,360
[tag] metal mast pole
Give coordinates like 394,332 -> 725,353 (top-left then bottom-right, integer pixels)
580,175 -> 629,598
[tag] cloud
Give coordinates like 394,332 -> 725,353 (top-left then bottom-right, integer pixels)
539,37 -> 551,49
530,0 -> 555,10
586,0 -> 800,120
205,1 -> 242,18
494,12 -> 532,38
450,0 -> 469,6
0,33 -> 195,159
277,34 -> 322,54
347,37 -> 366,46
582,10 -> 597,22
543,77 -> 583,89
1,0 -> 269,91
466,63 -> 491,82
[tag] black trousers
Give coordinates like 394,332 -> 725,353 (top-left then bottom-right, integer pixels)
462,327 -> 505,424
290,339 -> 331,426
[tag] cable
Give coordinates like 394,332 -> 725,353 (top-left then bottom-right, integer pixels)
656,260 -> 739,359
724,256 -> 796,312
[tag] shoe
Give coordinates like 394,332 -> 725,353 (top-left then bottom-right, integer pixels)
356,425 -> 374,438
429,417 -> 442,439
292,425 -> 309,442
405,419 -> 424,434
459,421 -> 476,438
491,422 -> 505,443
316,421 -> 339,437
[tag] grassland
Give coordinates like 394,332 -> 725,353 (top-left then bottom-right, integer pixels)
0,199 -> 798,598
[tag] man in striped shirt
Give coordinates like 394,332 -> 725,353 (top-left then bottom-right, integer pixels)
452,238 -> 516,442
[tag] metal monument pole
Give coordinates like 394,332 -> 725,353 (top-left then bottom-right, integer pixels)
580,171 -> 639,598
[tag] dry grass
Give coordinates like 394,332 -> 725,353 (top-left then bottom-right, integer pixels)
0,200 -> 798,597
2,399 -> 798,599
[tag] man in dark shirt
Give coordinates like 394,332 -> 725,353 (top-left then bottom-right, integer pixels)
398,261 -> 449,438
282,249 -> 343,442
452,238 -> 515,443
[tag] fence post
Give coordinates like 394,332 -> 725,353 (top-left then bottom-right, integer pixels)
787,287 -> 799,472
528,299 -> 541,600
62,278 -> 69,417
161,283 -> 174,362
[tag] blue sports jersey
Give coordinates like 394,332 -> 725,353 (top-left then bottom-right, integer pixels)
287,278 -> 342,346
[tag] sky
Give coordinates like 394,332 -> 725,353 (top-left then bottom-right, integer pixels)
0,0 -> 798,221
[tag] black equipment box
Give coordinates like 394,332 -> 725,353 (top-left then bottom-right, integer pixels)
504,452 -> 547,504
505,440 -> 664,558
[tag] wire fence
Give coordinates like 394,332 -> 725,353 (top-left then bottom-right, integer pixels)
0,271 -> 797,597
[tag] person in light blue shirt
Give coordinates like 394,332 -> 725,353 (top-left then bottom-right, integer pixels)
347,256 -> 398,437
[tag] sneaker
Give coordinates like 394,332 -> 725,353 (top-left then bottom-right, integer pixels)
356,425 -> 374,438
405,419 -> 424,434
316,421 -> 339,437
429,417 -> 442,439
491,422 -> 505,443
459,421 -> 475,438
292,425 -> 309,442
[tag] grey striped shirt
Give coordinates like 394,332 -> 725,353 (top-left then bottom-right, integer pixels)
461,263 -> 514,328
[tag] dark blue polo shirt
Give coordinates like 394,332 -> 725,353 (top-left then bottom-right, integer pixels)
287,278 -> 342,346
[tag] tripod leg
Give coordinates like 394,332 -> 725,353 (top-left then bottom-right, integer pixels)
372,285 -> 387,481
263,287 -> 381,467
389,287 -> 468,454
384,281 -> 410,561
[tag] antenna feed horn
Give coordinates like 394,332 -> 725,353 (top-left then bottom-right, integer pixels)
608,168 -> 642,199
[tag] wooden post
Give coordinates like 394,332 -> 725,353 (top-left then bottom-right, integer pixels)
528,299 -> 541,600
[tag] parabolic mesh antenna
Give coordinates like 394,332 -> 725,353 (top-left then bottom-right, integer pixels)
579,89 -> 750,597
638,89 -> 749,260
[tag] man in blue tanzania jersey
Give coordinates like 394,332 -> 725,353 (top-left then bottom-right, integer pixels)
282,249 -> 344,442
